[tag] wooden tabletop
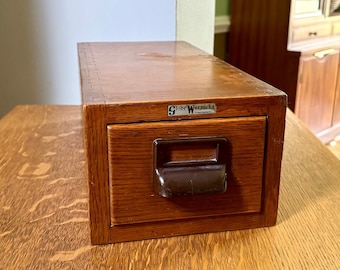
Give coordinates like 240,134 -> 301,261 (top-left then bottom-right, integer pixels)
0,105 -> 339,269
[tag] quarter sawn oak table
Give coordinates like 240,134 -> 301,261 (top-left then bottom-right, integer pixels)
0,105 -> 339,269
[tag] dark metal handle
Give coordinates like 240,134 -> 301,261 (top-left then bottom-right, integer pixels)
308,31 -> 317,37
153,137 -> 228,198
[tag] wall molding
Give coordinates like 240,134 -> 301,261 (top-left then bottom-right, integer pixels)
215,15 -> 230,34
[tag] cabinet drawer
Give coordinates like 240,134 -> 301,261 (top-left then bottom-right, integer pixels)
107,116 -> 266,225
333,22 -> 340,35
292,24 -> 332,42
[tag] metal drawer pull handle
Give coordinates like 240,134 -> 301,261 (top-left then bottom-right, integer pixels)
153,137 -> 228,198
308,32 -> 317,37
314,49 -> 336,59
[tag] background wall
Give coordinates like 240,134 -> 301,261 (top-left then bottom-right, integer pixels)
0,0 -> 216,118
215,0 -> 229,16
176,0 -> 216,55
0,0 -> 176,117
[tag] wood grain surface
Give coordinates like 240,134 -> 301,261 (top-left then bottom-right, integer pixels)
78,41 -> 283,106
1,105 -> 340,269
295,51 -> 339,134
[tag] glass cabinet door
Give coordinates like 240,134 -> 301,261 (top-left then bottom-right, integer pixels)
294,0 -> 324,17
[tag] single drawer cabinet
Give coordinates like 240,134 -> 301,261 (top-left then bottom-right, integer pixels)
79,41 -> 287,244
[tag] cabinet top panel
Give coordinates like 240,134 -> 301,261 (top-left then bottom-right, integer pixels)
79,41 -> 285,105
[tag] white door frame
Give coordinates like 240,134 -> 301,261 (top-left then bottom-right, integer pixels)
176,0 -> 216,54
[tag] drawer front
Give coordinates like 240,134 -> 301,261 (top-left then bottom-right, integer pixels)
107,116 -> 266,225
333,22 -> 340,35
292,24 -> 332,42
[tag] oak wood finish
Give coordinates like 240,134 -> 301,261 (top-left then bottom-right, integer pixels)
1,105 -> 339,269
333,64 -> 340,124
79,41 -> 287,244
317,62 -> 340,142
295,51 -> 339,133
108,117 -> 266,225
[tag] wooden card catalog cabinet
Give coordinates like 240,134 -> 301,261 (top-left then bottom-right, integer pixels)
79,41 -> 287,244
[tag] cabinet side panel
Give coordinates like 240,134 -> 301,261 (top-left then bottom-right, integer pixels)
261,95 -> 287,226
295,52 -> 339,133
332,63 -> 340,125
83,105 -> 111,244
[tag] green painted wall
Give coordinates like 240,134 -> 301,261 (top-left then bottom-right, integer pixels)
215,0 -> 229,16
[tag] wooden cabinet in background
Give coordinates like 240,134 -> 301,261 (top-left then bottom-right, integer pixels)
228,1 -> 300,110
228,0 -> 340,143
333,66 -> 340,125
295,50 -> 339,134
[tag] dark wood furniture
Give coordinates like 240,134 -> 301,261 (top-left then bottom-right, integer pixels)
0,105 -> 339,269
228,1 -> 299,109
79,41 -> 286,244
228,0 -> 340,142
